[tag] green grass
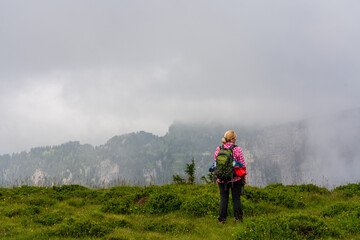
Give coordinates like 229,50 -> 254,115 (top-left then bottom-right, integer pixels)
0,183 -> 359,239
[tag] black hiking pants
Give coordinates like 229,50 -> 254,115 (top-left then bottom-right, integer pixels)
218,180 -> 243,222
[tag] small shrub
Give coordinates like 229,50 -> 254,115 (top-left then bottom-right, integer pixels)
145,192 -> 182,214
52,184 -> 88,193
242,200 -> 282,217
67,198 -> 86,208
265,183 -> 285,190
235,213 -> 340,239
102,186 -> 144,202
268,192 -> 305,208
181,193 -> 219,216
12,185 -> 49,196
323,203 -> 360,235
334,183 -> 360,197
51,184 -> 91,201
34,211 -> 64,226
26,197 -> 56,207
3,207 -> 23,217
108,219 -> 130,228
243,186 -> 269,202
296,184 -> 330,194
172,174 -> 185,184
185,158 -> 195,184
91,212 -> 105,219
88,222 -> 112,237
321,202 -> 351,217
50,217 -> 129,238
245,185 -> 305,208
24,205 -> 41,215
101,199 -> 132,214
52,219 -> 112,238
321,201 -> 360,233
3,205 -> 41,217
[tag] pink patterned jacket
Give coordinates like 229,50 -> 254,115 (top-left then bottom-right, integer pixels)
214,142 -> 247,183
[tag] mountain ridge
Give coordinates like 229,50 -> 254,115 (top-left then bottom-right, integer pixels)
1,108 -> 359,187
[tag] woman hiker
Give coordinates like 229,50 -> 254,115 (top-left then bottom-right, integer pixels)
213,130 -> 247,225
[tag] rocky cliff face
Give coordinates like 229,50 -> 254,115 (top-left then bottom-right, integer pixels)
242,121 -> 308,186
1,109 -> 359,187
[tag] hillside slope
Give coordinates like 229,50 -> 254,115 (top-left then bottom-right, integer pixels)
1,183 -> 359,239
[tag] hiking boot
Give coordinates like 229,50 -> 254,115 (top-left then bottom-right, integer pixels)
235,216 -> 243,223
218,221 -> 225,225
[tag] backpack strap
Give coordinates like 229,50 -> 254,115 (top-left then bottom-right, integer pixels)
221,144 -> 237,151
230,144 -> 237,151
230,145 -> 237,187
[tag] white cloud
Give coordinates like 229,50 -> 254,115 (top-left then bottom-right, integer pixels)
0,0 -> 360,154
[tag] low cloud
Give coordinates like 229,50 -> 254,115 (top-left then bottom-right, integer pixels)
1,1 -> 360,154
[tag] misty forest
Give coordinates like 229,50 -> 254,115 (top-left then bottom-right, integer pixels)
1,109 -> 360,239
1,108 -> 359,188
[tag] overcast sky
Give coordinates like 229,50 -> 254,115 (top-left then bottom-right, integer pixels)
1,0 -> 360,154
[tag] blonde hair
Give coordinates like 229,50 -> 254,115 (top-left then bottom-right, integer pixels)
221,130 -> 237,144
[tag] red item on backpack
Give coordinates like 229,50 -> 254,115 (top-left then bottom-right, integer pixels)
234,166 -> 246,177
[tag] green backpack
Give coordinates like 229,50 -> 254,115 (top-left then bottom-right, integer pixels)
215,145 -> 237,182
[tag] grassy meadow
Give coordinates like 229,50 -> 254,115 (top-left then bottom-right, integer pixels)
0,182 -> 359,239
